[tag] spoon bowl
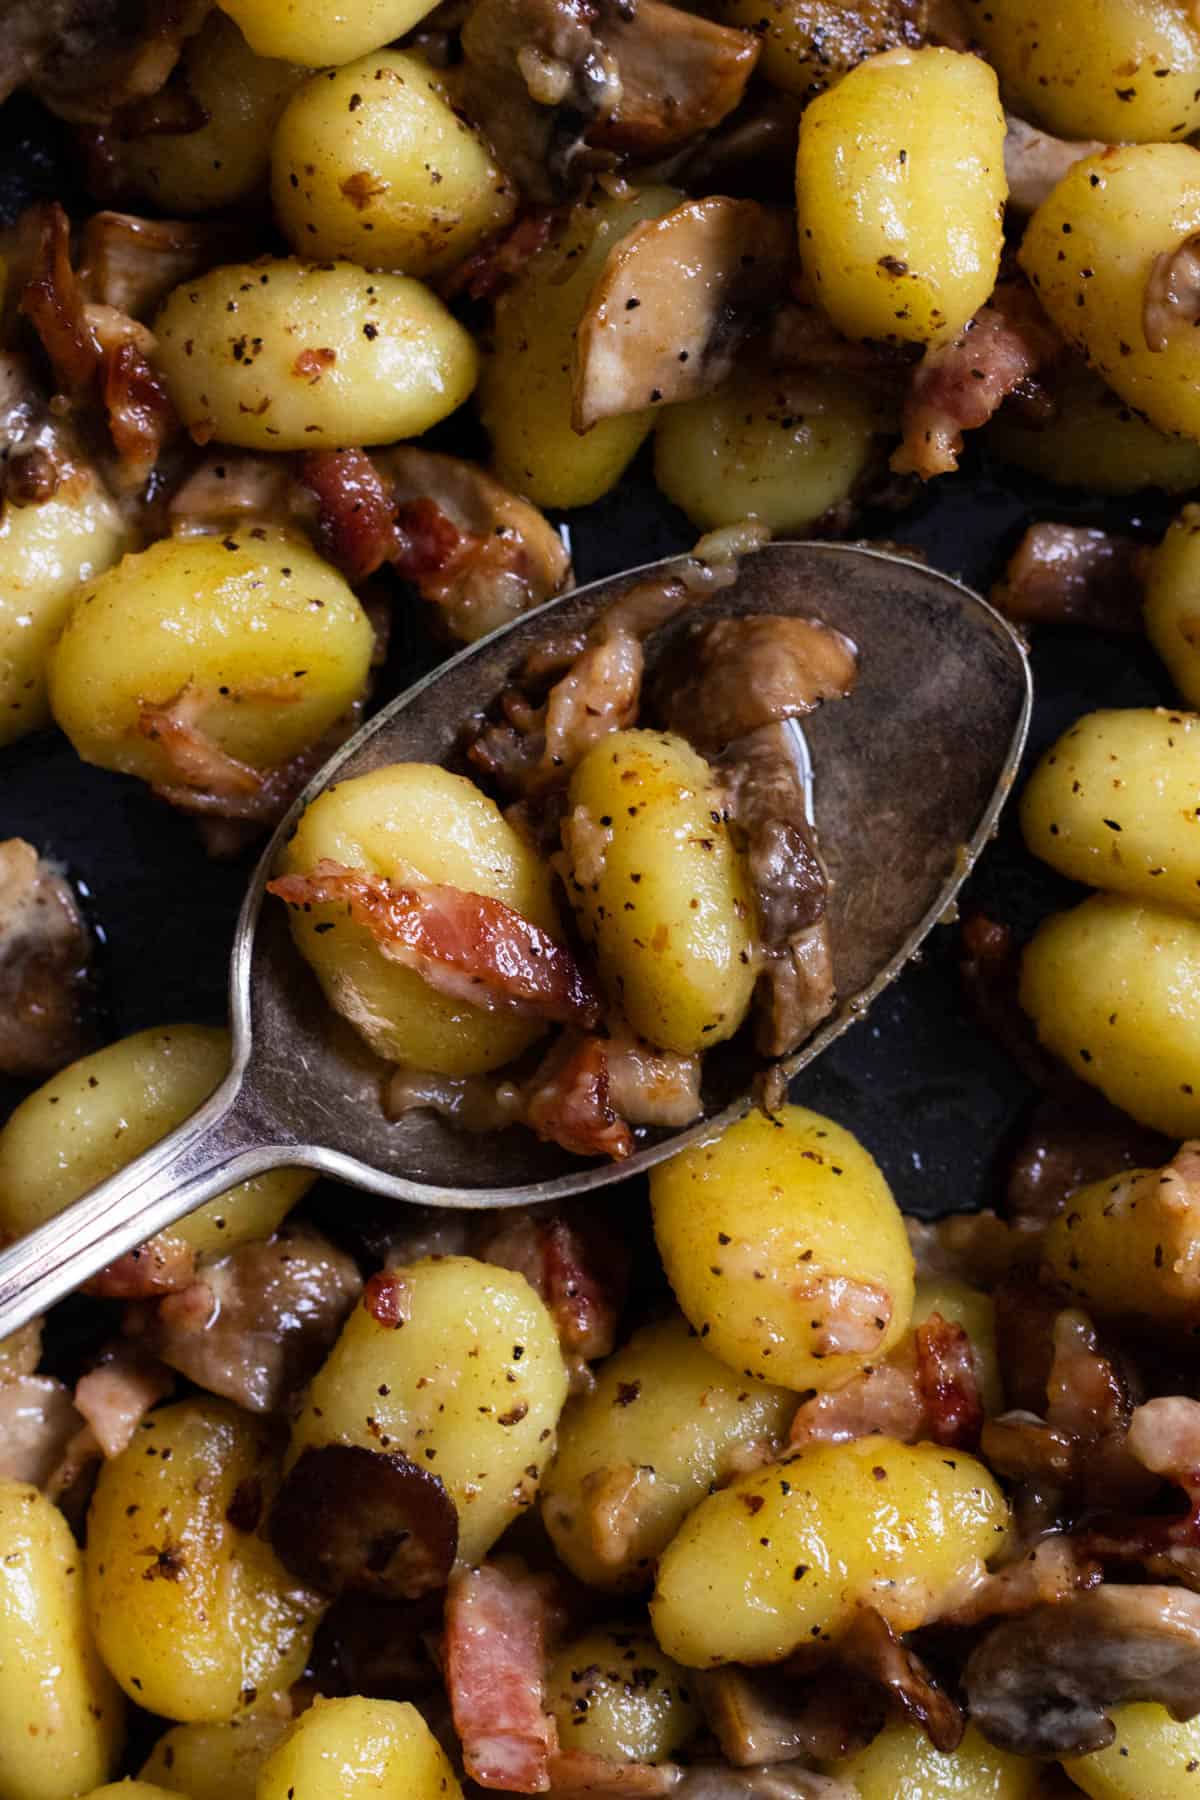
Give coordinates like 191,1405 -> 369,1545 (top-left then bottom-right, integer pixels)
0,541 -> 1031,1336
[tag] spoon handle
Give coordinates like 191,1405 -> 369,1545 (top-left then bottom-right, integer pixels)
0,1075 -> 288,1340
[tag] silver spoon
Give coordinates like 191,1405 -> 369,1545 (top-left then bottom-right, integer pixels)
0,541 -> 1031,1337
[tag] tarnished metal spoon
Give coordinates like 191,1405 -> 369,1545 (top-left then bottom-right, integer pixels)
0,542 -> 1031,1337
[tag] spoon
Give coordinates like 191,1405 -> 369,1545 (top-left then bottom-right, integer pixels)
0,541 -> 1031,1338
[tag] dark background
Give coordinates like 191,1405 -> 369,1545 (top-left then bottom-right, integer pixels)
0,92 -> 1177,1222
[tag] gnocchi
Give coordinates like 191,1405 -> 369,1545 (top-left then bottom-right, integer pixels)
1145,504 -> 1200,707
154,259 -> 478,450
86,1400 -> 323,1722
565,729 -> 758,1054
1019,145 -> 1200,442
650,1436 -> 1009,1666
216,0 -> 441,66
546,1627 -> 699,1762
138,1713 -> 291,1800
0,1026 -> 311,1279
1020,707 -> 1200,914
278,762 -> 561,1073
1064,1702 -> 1200,1800
828,1719 -> 1039,1799
540,1312 -> 796,1590
1020,893 -> 1200,1136
256,1698 -> 465,1800
271,53 -> 516,276
288,1255 -> 569,1564
653,365 -> 879,533
651,1104 -> 915,1391
795,48 -> 1007,345
0,1481 -> 124,1800
49,530 -> 373,788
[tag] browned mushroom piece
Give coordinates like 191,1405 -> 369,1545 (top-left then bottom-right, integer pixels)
694,1664 -> 879,1768
30,0 -> 212,127
0,839 -> 94,1080
135,1224 -> 363,1414
965,1586 -> 1200,1757
270,1443 -> 459,1601
837,1608 -> 964,1752
656,615 -> 857,753
990,523 -> 1149,635
674,1765 -> 857,1800
587,2 -> 759,156
78,210 -> 243,319
572,198 -> 792,432
1145,233 -> 1200,354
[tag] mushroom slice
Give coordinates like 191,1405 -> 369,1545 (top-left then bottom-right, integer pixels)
966,1585 -> 1200,1757
270,1443 -> 458,1600
590,1 -> 759,156
572,197 -> 791,432
0,839 -> 94,1079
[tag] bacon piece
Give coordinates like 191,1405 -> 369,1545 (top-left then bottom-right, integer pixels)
915,1313 -> 984,1450
0,1376 -> 85,1488
475,1210 -> 630,1364
601,1028 -> 702,1130
300,447 -> 398,583
0,839 -> 94,1079
446,1562 -> 559,1792
19,201 -> 101,397
89,1234 -> 195,1298
891,282 -> 1061,479
790,1358 -> 925,1450
140,685 -> 265,801
73,1349 -> 173,1459
441,208 -> 558,302
991,523 -> 1148,634
1075,1397 -> 1200,1588
168,452 -> 304,535
102,336 -> 174,487
270,860 -> 602,1028
522,1035 -> 634,1160
936,1532 -> 1099,1629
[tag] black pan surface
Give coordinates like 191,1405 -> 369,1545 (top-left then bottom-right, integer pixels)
0,93 -> 1177,1223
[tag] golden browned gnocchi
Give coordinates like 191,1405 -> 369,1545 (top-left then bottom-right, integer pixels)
0,1481 -> 125,1800
86,1400 -> 323,1722
271,53 -> 516,276
546,1626 -> 699,1762
988,364 -> 1200,496
216,0 -> 441,66
653,366 -> 879,534
117,13 -> 310,215
48,530 -> 373,787
651,1104 -> 915,1391
278,762 -> 561,1073
711,0 -> 932,101
968,0 -> 1200,146
1021,892 -> 1200,1130
540,1312 -> 795,1590
138,1713 -> 291,1800
0,464 -> 130,748
154,259 -> 477,449
1145,504 -> 1200,707
479,186 -> 680,509
1041,1148 -> 1200,1331
828,1719 -> 1039,1798
1020,893 -> 1200,1135
288,1255 -> 568,1564
1064,1702 -> 1200,1799
256,1697 -> 464,1800
650,1436 -> 1009,1666
565,730 -> 757,1054
1020,708 -> 1200,913
795,47 -> 1007,345
0,1026 -> 311,1278
1019,145 -> 1200,442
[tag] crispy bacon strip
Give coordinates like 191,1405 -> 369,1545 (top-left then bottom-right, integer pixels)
446,1563 -> 559,1792
475,1211 -> 630,1363
915,1313 -> 984,1450
523,1034 -> 634,1159
300,447 -> 397,583
102,336 -> 174,486
140,686 -> 264,799
839,1608 -> 964,1753
441,208 -> 558,302
269,859 -> 602,1028
549,1752 -> 682,1797
891,282 -> 1061,479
